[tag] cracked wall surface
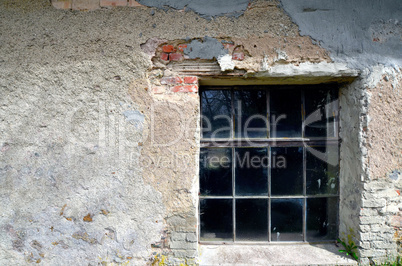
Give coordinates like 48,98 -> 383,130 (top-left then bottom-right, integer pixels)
0,0 -> 401,265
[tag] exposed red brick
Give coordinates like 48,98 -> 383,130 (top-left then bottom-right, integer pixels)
52,0 -> 72,9
172,85 -> 198,93
162,45 -> 175,53
169,53 -> 183,61
183,76 -> 198,84
178,44 -> 187,52
152,86 -> 166,94
100,0 -> 127,7
232,52 -> 245,61
160,52 -> 169,61
160,76 -> 183,85
72,0 -> 100,10
128,0 -> 144,7
222,43 -> 235,50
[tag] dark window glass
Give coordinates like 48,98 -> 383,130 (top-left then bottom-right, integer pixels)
270,88 -> 302,138
234,90 -> 268,138
236,199 -> 268,241
235,148 -> 268,196
201,90 -> 232,138
199,86 -> 339,243
271,147 -> 303,196
306,146 -> 339,195
200,148 -> 232,196
304,88 -> 338,138
306,198 -> 338,241
271,199 -> 303,241
200,199 -> 233,241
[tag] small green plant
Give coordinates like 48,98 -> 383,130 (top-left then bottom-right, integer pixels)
376,256 -> 401,266
337,236 -> 359,261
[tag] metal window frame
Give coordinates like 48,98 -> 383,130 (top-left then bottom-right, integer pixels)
199,85 -> 340,244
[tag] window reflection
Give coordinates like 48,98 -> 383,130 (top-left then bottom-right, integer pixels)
271,199 -> 303,241
270,88 -> 302,138
234,90 -> 268,138
304,87 -> 338,138
201,90 -> 232,138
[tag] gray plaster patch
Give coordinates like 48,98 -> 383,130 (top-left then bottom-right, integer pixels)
136,0 -> 250,19
389,169 -> 401,180
184,36 -> 228,60
123,110 -> 144,124
280,0 -> 402,68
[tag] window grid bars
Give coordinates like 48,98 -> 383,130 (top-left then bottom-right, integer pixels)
200,86 -> 340,141
199,148 -> 339,243
232,146 -> 236,242
302,89 -> 307,242
199,86 -> 339,243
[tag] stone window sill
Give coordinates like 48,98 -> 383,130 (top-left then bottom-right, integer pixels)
199,243 -> 357,265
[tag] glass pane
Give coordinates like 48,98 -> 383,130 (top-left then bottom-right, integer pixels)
306,145 -> 339,195
236,199 -> 268,241
307,198 -> 338,241
304,87 -> 338,138
271,147 -> 303,196
235,148 -> 268,196
234,90 -> 268,138
270,88 -> 302,138
271,199 -> 303,241
201,89 -> 232,139
200,199 -> 233,241
200,148 -> 232,196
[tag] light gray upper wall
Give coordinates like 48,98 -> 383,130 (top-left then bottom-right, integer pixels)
137,0 -> 250,19
280,0 -> 402,69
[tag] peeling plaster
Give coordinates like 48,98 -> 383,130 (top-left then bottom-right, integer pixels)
217,54 -> 235,71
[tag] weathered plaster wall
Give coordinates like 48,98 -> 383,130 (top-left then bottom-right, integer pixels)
339,68 -> 402,264
0,0 -> 332,265
338,79 -> 367,253
358,68 -> 402,264
0,0 -> 401,265
366,68 -> 401,179
280,1 -> 402,263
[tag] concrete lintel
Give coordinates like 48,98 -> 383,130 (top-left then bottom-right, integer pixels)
199,243 -> 358,265
199,62 -> 359,86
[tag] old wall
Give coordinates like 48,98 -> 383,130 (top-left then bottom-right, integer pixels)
359,68 -> 402,263
0,0 -> 401,265
0,0 -> 330,265
281,1 -> 402,264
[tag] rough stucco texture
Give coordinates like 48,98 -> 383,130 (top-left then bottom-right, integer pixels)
367,69 -> 402,179
0,0 -> 328,264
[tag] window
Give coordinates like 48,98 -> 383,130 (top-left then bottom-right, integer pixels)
199,85 -> 339,243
